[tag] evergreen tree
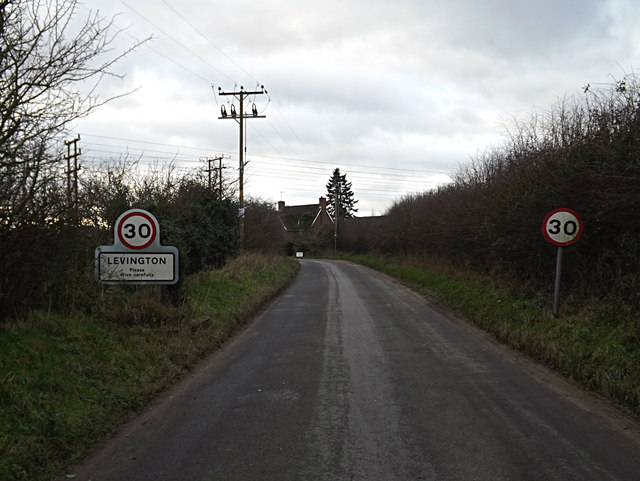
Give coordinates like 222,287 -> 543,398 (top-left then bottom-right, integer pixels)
326,168 -> 358,219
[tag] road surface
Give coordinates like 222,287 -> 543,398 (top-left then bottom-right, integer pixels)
69,259 -> 640,480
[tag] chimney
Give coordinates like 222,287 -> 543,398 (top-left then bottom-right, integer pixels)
277,200 -> 285,211
319,196 -> 326,210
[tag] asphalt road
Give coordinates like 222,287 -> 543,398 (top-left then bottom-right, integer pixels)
70,259 -> 640,481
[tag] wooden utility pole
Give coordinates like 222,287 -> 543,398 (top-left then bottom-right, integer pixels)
334,182 -> 340,253
204,155 -> 224,193
217,85 -> 266,247
65,135 -> 81,224
218,156 -> 225,199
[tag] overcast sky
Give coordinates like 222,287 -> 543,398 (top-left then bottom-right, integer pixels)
73,0 -> 640,215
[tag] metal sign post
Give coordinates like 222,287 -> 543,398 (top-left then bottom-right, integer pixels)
553,246 -> 564,318
542,208 -> 583,317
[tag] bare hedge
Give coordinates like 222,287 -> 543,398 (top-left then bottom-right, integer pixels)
365,76 -> 640,302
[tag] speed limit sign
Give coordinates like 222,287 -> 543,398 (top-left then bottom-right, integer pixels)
543,208 -> 583,317
96,208 -> 178,285
117,210 -> 158,250
543,208 -> 583,247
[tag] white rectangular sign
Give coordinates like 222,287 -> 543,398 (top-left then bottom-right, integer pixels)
97,252 -> 176,283
96,209 -> 179,285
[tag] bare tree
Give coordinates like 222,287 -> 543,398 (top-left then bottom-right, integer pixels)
0,0 -> 147,225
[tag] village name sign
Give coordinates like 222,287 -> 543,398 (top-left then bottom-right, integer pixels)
95,209 -> 179,285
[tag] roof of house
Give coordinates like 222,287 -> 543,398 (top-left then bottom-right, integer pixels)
279,204 -> 322,231
277,198 -> 332,232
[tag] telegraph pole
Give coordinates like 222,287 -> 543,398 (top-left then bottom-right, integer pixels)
215,156 -> 229,199
204,155 -> 224,192
65,134 -> 81,224
217,85 -> 266,247
334,183 -> 340,253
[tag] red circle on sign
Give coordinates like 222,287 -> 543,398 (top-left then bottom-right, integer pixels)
542,208 -> 583,247
117,211 -> 157,250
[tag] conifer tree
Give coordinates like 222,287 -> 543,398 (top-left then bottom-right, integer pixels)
326,168 -> 358,219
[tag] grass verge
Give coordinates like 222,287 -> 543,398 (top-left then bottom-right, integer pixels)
346,254 -> 640,416
0,253 -> 299,481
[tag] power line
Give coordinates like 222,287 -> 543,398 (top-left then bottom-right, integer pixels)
217,85 -> 267,247
160,0 -> 260,86
152,0 -> 320,165
266,97 -> 320,162
82,149 -> 445,193
118,0 -> 237,84
144,43 -> 214,84
86,0 -> 451,200
79,133 -> 452,176
78,2 -> 215,85
78,129 -> 453,211
93,0 -> 389,180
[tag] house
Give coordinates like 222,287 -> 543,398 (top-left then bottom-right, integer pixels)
277,197 -> 333,242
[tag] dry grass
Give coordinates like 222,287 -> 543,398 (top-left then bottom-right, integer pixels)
0,253 -> 299,481
349,254 -> 640,416
220,251 -> 282,280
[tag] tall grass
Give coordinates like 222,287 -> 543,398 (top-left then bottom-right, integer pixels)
350,254 -> 640,416
0,253 -> 298,481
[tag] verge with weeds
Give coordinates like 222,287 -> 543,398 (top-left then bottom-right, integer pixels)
0,253 -> 299,481
347,254 -> 640,416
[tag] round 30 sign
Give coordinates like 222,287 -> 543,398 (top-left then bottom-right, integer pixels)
117,210 -> 158,250
96,208 -> 178,285
542,208 -> 583,247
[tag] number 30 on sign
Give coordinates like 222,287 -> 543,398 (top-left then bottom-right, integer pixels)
542,208 -> 583,247
117,210 -> 157,250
